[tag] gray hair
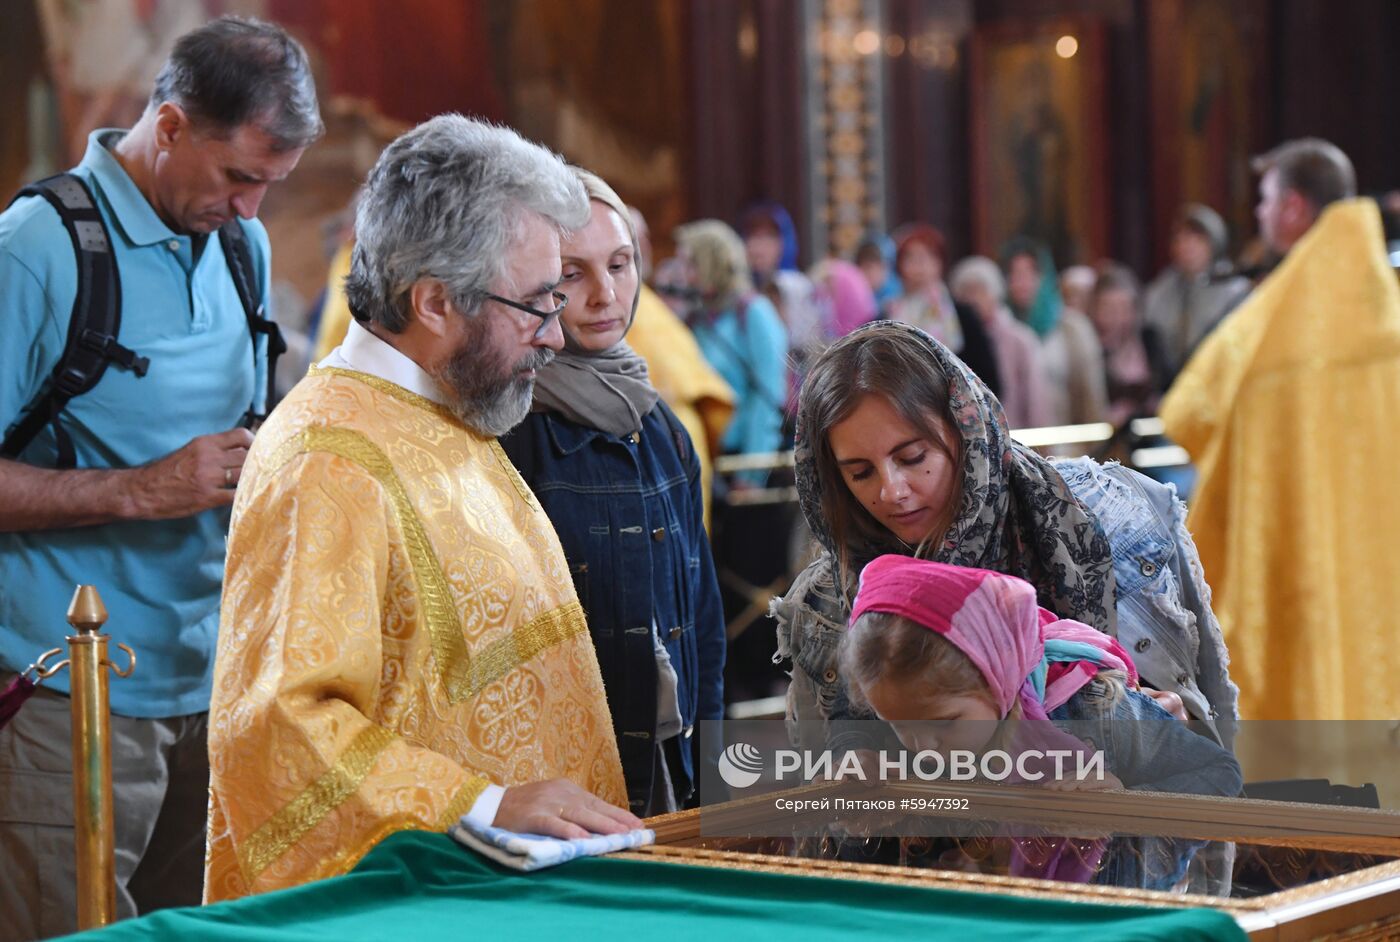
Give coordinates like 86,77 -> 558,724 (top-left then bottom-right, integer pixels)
345,115 -> 589,333
1092,262 -> 1141,301
948,255 -> 1007,304
150,16 -> 321,152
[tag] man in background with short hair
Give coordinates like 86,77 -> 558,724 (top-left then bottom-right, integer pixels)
1162,138 -> 1400,722
1252,137 -> 1357,261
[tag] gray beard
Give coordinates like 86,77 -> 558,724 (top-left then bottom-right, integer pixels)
433,332 -> 553,438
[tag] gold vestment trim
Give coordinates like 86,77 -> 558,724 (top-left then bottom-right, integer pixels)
309,365 -> 457,422
267,426 -> 471,700
487,437 -> 539,508
265,427 -> 583,701
272,776 -> 493,883
438,776 -> 492,830
239,724 -> 394,881
465,601 -> 588,699
307,366 -> 539,509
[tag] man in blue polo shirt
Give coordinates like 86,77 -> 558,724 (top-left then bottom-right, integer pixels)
0,17 -> 320,937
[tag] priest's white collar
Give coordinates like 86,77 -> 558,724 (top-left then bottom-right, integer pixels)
319,320 -> 448,406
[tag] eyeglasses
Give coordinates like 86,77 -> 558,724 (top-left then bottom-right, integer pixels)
482,290 -> 568,338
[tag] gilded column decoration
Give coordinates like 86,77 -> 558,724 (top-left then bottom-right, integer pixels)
805,0 -> 887,260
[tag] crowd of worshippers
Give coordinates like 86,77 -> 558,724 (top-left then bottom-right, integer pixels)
3,13 -> 1394,941
636,196 -> 1253,449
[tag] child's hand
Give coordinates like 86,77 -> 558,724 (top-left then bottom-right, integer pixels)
1143,687 -> 1188,721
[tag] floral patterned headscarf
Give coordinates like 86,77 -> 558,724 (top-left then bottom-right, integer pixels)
794,320 -> 1117,633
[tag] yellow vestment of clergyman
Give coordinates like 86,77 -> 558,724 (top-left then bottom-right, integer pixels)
1161,199 -> 1400,721
205,366 -> 627,901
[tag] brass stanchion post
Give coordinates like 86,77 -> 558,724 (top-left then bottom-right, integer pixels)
65,585 -> 134,931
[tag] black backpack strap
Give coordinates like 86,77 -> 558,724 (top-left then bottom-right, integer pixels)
1,174 -> 147,468
218,220 -> 286,426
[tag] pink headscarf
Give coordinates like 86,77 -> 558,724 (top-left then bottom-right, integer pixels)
851,555 -> 1137,720
851,555 -> 1135,884
816,259 -> 878,338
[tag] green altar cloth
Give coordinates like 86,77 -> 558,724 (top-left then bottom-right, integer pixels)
63,831 -> 1246,941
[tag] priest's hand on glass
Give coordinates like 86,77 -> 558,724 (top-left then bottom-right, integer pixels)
494,778 -> 644,840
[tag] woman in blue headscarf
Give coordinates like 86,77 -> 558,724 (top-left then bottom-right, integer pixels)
739,202 -> 825,418
1001,237 -> 1107,425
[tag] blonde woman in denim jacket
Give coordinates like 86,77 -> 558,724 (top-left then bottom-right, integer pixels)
502,170 -> 726,817
772,322 -> 1238,757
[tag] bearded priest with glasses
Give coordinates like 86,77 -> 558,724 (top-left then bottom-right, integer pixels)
205,115 -> 638,902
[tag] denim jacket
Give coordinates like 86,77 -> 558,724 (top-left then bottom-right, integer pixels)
501,403 -> 726,812
1051,685 -> 1241,793
1053,459 -> 1239,748
1049,683 -> 1242,890
773,457 -> 1240,753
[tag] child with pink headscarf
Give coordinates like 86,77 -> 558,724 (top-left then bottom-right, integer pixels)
839,555 -> 1241,889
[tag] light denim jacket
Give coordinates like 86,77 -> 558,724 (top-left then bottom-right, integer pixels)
773,457 -> 1240,752
1053,458 -> 1238,747
1050,684 -> 1242,890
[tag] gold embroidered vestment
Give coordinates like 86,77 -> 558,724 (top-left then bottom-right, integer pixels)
1162,200 -> 1400,721
205,368 -> 627,900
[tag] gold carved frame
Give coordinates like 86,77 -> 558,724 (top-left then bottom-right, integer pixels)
629,791 -> 1400,941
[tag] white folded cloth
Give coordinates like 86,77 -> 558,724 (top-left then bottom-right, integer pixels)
448,818 -> 655,872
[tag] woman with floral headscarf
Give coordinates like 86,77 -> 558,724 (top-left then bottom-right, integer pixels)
771,321 -> 1238,758
770,322 -> 1238,892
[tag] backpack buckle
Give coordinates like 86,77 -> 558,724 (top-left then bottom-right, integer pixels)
240,409 -> 267,433
79,329 -> 150,377
54,367 -> 90,397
